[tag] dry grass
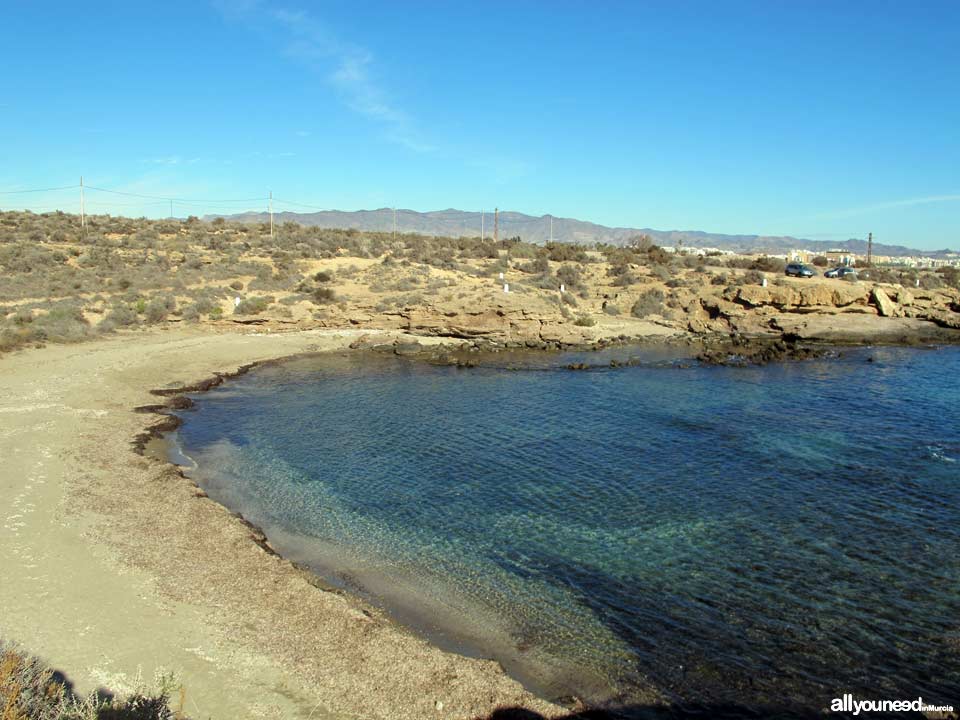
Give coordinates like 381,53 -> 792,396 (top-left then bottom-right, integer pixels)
0,643 -> 182,720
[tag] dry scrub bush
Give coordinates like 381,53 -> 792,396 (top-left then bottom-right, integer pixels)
545,242 -> 588,263
0,303 -> 94,352
631,289 -> 665,318
0,642 -> 180,720
742,270 -> 764,285
556,264 -> 584,291
727,256 -> 786,274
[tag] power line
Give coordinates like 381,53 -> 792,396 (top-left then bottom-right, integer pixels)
0,184 -> 79,195
85,185 -> 267,203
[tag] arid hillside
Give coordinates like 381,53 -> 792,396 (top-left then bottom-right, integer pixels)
2,210 -> 959,355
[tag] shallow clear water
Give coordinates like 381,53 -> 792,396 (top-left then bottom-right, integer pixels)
172,345 -> 960,714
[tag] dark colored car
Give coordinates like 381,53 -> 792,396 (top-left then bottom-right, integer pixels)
785,263 -> 816,278
824,266 -> 857,279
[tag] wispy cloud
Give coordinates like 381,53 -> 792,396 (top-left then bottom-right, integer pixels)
214,1 -> 529,176
815,193 -> 960,220
146,156 -> 184,166
226,4 -> 434,153
144,156 -> 203,166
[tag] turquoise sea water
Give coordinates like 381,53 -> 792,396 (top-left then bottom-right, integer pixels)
172,345 -> 960,715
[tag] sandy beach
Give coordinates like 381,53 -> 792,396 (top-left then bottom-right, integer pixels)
0,325 -> 571,720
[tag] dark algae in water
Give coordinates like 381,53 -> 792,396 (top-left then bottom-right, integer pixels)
171,345 -> 960,714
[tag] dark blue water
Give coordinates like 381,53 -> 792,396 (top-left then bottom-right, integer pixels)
172,345 -> 960,713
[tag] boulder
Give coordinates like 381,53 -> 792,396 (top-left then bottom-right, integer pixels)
871,287 -> 901,318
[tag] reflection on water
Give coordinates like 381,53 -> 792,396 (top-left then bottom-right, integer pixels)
173,345 -> 960,712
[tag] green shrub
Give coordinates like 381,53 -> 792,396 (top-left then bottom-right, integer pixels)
234,296 -> 272,315
573,314 -> 595,327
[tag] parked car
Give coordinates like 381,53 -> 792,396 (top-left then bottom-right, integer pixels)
785,263 -> 816,278
824,266 -> 858,279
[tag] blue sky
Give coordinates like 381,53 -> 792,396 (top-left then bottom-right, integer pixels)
1,1 -> 957,249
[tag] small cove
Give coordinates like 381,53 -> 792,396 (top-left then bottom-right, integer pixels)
169,344 -> 960,714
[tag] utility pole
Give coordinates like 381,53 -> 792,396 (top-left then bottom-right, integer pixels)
481,209 -> 484,240
549,215 -> 553,243
79,176 -> 85,228
269,191 -> 274,240
867,232 -> 873,267
494,207 -> 499,243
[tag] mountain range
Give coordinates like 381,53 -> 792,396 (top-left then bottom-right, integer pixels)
208,208 -> 956,258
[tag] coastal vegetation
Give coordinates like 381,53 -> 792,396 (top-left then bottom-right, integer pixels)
0,643 -> 181,720
2,209 -> 959,355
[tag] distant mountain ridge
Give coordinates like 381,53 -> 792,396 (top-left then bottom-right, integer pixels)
208,208 -> 955,258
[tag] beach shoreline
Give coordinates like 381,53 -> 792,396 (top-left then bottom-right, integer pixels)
2,321 -> 959,719
0,325 -> 574,720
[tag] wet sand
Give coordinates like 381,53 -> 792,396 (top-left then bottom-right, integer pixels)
0,325 -> 568,720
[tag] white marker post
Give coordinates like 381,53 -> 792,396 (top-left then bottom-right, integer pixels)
761,277 -> 768,287
503,283 -> 509,293
234,296 -> 241,307
560,283 -> 565,293
499,272 -> 504,280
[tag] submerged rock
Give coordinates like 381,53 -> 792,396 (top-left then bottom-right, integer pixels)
696,334 -> 826,366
